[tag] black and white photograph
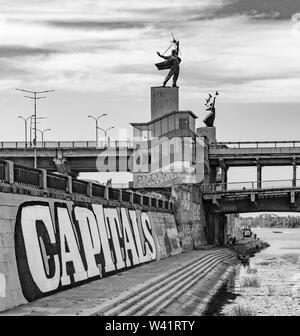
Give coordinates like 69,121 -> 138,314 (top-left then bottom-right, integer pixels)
1,0 -> 300,322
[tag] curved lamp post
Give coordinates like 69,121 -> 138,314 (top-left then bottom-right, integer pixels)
98,126 -> 114,146
33,128 -> 51,147
18,114 -> 34,147
87,114 -> 107,145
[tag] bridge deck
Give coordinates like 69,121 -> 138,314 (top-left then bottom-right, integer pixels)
0,140 -> 134,149
203,186 -> 300,200
210,141 -> 300,166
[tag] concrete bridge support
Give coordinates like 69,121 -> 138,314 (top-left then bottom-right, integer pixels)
257,161 -> 262,189
197,126 -> 218,191
206,213 -> 226,246
293,158 -> 297,188
53,157 -> 78,178
220,165 -> 228,191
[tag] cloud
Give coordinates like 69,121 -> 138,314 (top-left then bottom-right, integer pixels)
0,0 -> 300,104
0,46 -> 57,57
214,0 -> 300,21
43,20 -> 148,31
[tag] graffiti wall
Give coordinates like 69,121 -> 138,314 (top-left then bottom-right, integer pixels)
172,186 -> 207,251
0,192 -> 181,312
133,171 -> 187,188
149,212 -> 181,259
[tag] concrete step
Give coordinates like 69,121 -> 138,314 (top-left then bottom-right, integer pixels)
101,251 -> 235,316
104,251 -> 232,316
87,249 -> 231,316
147,255 -> 235,316
130,254 -> 235,316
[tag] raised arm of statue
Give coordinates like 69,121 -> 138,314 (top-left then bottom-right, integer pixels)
157,51 -> 168,60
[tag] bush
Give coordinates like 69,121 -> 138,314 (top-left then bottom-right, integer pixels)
240,274 -> 260,287
228,303 -> 256,316
246,267 -> 257,274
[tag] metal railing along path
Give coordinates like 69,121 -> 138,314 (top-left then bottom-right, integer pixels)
212,140 -> 300,149
202,179 -> 300,193
0,159 -> 174,211
0,140 -> 134,149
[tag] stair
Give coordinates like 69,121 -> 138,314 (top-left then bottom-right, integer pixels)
87,249 -> 235,316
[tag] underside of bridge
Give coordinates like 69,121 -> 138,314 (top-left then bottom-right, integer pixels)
202,189 -> 300,244
203,188 -> 300,214
208,143 -> 300,191
0,147 -> 134,176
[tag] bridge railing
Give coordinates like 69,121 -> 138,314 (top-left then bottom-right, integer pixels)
0,159 -> 173,211
0,140 -> 134,149
14,164 -> 41,189
202,179 -> 300,193
47,173 -> 68,191
211,140 -> 300,149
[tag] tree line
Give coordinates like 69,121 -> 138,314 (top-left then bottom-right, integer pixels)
241,215 -> 300,228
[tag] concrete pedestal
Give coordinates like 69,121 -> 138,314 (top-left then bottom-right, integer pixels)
197,127 -> 216,144
151,87 -> 179,120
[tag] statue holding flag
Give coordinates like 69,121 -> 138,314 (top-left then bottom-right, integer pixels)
155,35 -> 181,87
203,91 -> 219,127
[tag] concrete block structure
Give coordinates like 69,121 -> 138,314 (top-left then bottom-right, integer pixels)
131,87 -> 214,251
151,87 -> 179,120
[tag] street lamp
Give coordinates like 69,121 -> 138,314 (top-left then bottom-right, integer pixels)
18,114 -> 34,147
98,126 -> 114,146
87,114 -> 107,144
29,116 -> 47,147
33,128 -> 51,146
16,88 -> 54,168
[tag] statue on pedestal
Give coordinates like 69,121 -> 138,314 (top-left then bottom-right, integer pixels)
155,34 -> 181,88
203,91 -> 219,127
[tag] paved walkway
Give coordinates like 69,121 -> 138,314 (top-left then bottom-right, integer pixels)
1,247 -> 233,316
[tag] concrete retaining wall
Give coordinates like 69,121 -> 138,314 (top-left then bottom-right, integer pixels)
0,191 -> 181,312
149,212 -> 181,259
173,185 -> 207,251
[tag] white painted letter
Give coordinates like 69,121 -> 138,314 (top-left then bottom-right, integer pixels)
120,208 -> 140,267
104,208 -> 126,270
20,205 -> 60,293
56,206 -> 88,285
92,204 -> 115,273
128,210 -> 149,263
74,206 -> 101,278
141,212 -> 157,261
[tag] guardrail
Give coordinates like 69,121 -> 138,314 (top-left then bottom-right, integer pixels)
211,141 -> 300,149
14,164 -> 41,189
0,159 -> 173,211
202,179 -> 300,193
0,140 -> 134,149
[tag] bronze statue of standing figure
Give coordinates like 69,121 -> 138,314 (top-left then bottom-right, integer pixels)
155,35 -> 181,87
203,91 -> 219,127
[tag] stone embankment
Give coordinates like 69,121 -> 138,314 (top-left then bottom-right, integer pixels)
194,238 -> 270,316
232,237 -> 270,256
1,238 -> 267,316
1,249 -> 236,316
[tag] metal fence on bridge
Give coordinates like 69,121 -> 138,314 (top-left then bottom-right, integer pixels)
211,140 -> 300,149
202,179 -> 300,193
0,140 -> 134,149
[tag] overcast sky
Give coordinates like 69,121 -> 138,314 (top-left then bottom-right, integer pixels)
1,0 -> 300,196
